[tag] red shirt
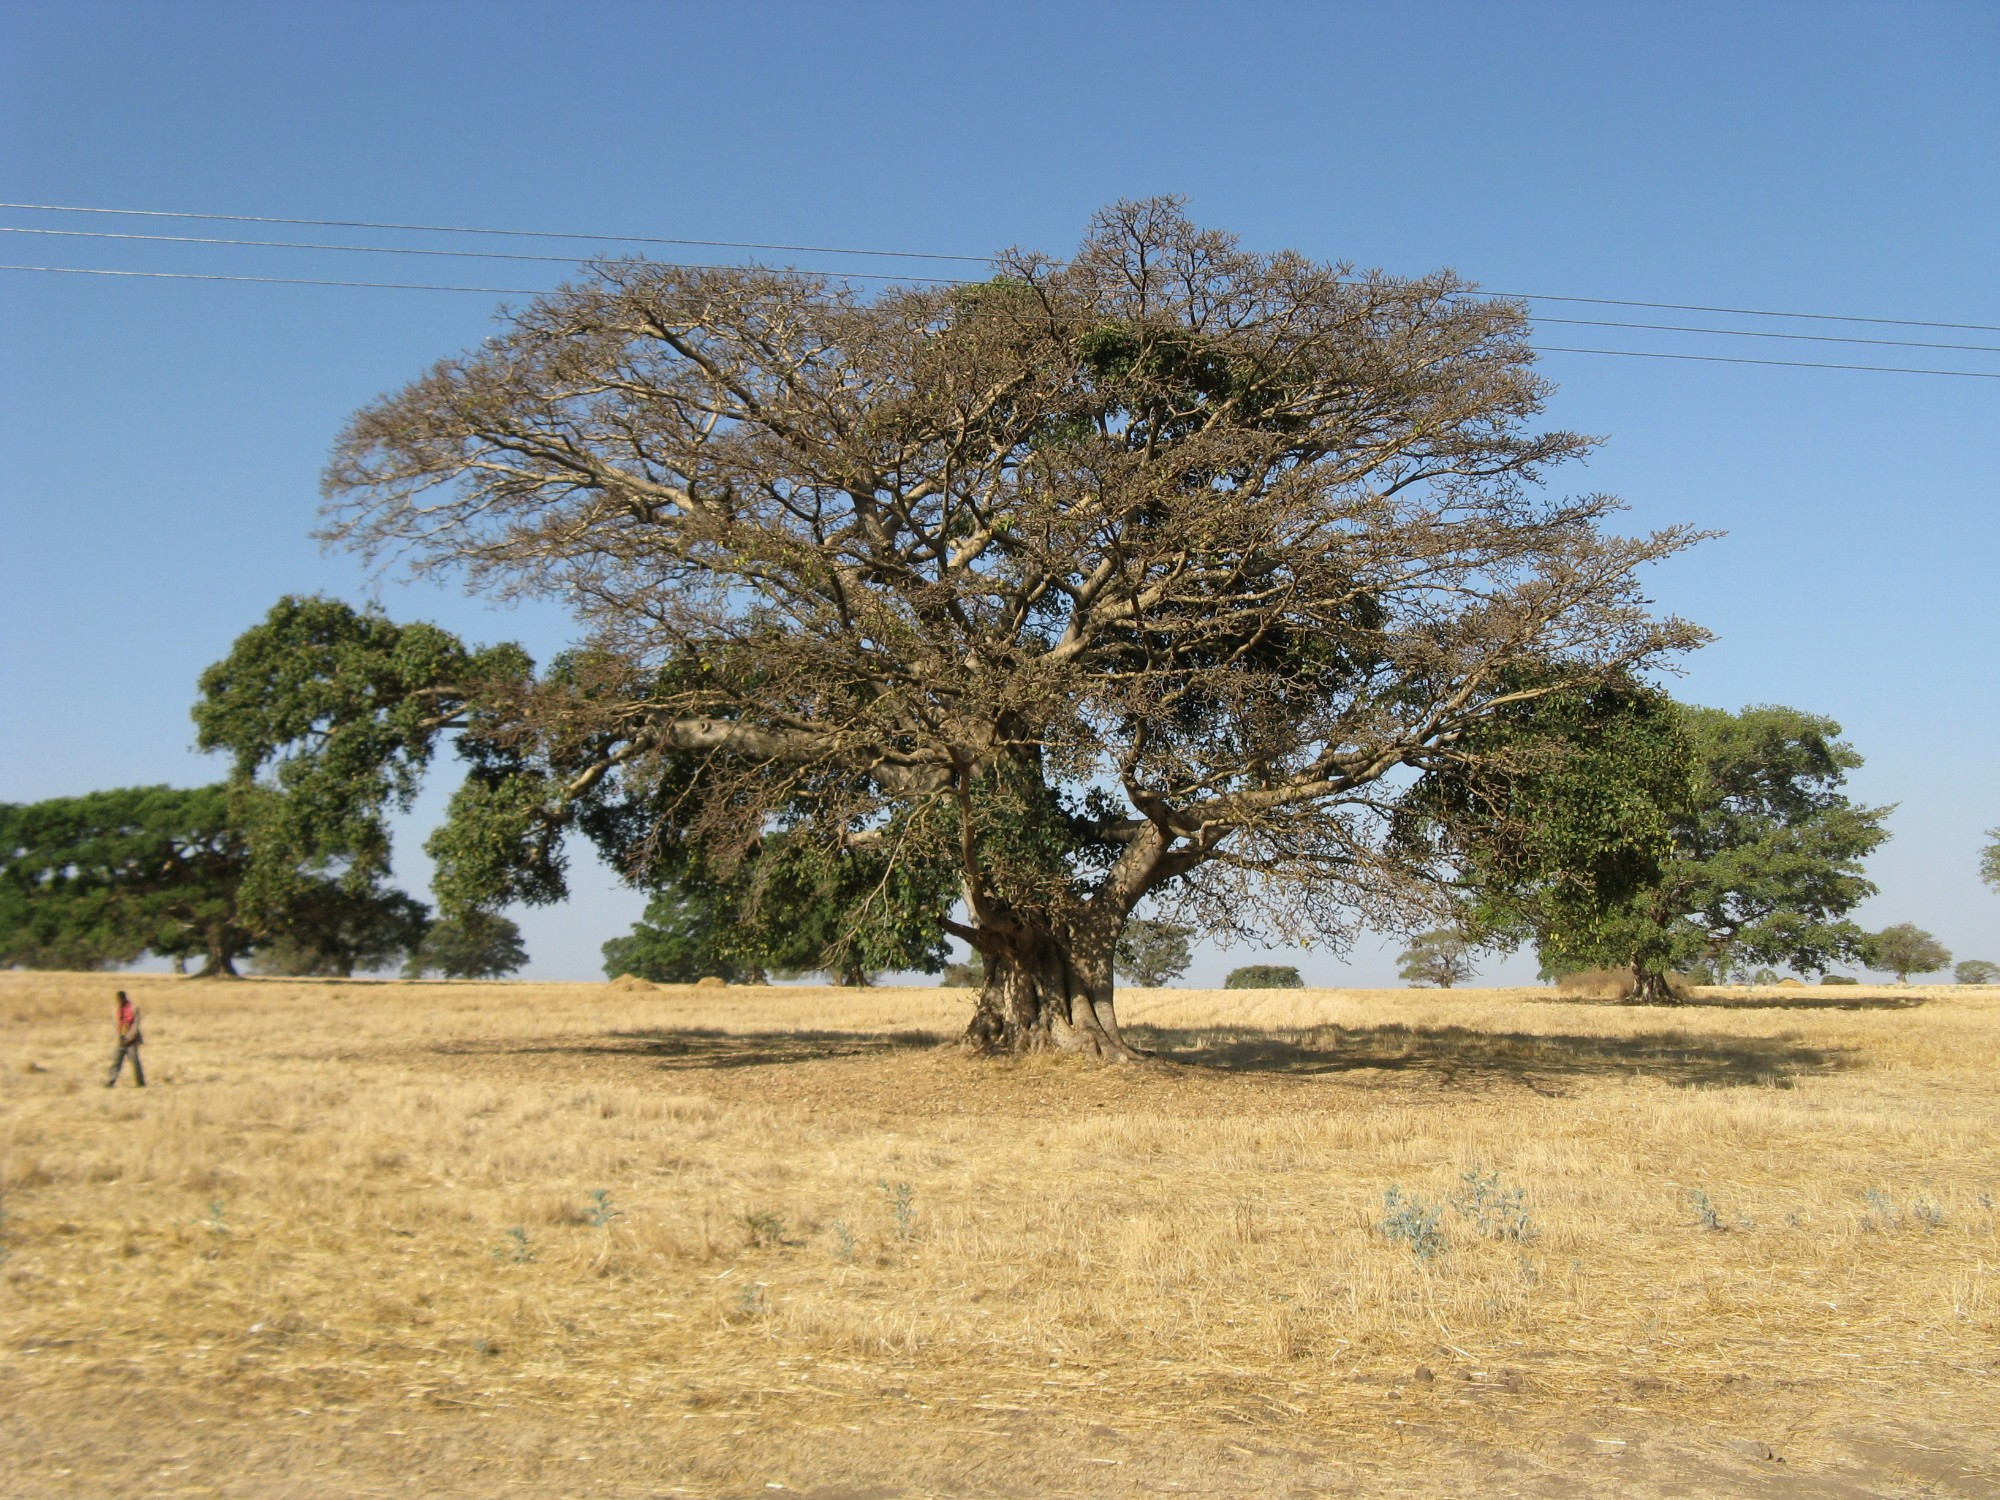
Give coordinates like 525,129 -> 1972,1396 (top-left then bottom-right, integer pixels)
117,1000 -> 140,1042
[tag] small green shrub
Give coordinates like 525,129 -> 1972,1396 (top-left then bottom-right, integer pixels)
1378,1187 -> 1446,1261
1224,964 -> 1304,989
1820,974 -> 1860,985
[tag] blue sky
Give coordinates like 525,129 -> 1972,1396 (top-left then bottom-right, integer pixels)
3,1 -> 1995,983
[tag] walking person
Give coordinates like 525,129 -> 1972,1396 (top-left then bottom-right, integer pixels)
106,990 -> 145,1088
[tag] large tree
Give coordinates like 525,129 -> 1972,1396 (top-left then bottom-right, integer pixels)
405,910 -> 529,979
251,883 -> 431,977
314,198 -> 1701,1057
0,786 -> 258,974
1867,923 -> 1950,984
0,784 -> 422,976
1434,697 -> 1890,999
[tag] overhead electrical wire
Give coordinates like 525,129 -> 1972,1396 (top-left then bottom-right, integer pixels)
0,224 -> 960,282
0,198 -> 991,262
6,262 -> 1994,379
8,226 -> 1993,355
5,198 -> 1997,336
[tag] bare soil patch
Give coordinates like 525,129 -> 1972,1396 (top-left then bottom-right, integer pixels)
4,974 -> 1996,1496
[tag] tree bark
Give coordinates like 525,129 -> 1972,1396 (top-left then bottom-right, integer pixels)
963,924 -> 1143,1060
1630,963 -> 1678,1004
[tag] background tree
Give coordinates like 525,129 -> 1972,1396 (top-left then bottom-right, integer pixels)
251,884 -> 430,977
1,786 -> 257,974
601,883 -> 760,985
2,781 -> 430,979
1225,965 -> 1304,989
939,952 -> 985,987
1113,917 -> 1194,986
1983,828 -> 2000,892
1428,696 -> 1889,1001
404,911 -> 528,979
1954,959 -> 1998,986
310,198 -> 1702,1058
1866,923 -> 1950,984
1397,929 -> 1476,987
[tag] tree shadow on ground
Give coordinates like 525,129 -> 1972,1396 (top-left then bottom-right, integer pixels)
1131,1022 -> 1855,1092
1673,992 -> 1929,1012
441,1026 -> 947,1072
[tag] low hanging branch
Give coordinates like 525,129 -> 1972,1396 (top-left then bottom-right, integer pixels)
319,196 -> 1708,1058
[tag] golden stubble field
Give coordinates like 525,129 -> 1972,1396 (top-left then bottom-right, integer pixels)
3,971 -> 1997,1498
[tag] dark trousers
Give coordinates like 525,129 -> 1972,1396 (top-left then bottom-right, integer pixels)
106,1042 -> 145,1087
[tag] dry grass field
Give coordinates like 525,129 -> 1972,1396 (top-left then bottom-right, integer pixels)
4,971 -> 1997,1498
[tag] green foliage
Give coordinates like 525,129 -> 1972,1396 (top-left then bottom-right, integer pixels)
404,911 -> 528,979
1397,929 -> 1476,987
1224,964 -> 1303,989
1953,959 -> 1998,986
1820,974 -> 1860,985
1377,1187 -> 1446,1261
1114,918 -> 1194,986
250,883 -> 430,977
193,593 -> 534,913
940,953 -> 985,987
603,820 -> 955,986
0,781 -> 426,977
1866,923 -> 1951,983
1426,692 -> 1890,996
0,785 -> 257,973
1983,828 -> 2000,893
601,884 -> 756,984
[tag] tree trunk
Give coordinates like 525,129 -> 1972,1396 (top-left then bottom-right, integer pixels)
1630,962 -> 1678,1004
963,925 -> 1142,1060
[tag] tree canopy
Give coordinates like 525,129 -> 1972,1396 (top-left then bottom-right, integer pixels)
1397,929 -> 1476,987
0,783 -> 428,976
1982,828 -> 2000,893
405,911 -> 529,979
1430,697 -> 1890,999
0,785 -> 253,973
307,197 -> 1701,1056
1113,917 -> 1194,987
1867,923 -> 1950,984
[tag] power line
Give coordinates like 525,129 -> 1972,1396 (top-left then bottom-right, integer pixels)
5,198 -> 1997,335
1530,313 -> 2000,356
1535,344 -> 1999,379
0,263 -> 540,294
0,225 -> 962,283
0,199 -> 990,263
8,227 -> 1997,354
6,262 -> 1996,379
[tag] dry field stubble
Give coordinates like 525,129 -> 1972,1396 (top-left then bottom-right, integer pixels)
3,972 -> 1997,1498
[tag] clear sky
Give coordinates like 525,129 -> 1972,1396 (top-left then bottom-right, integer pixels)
3,1 -> 1995,984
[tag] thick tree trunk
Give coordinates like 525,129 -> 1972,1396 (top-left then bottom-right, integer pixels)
963,925 -> 1142,1060
1630,963 -> 1678,1004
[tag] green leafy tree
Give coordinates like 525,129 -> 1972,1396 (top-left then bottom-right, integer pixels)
1,786 -> 258,974
308,199 -> 1702,1058
602,884 -> 758,984
1866,923 -> 1950,984
1114,918 -> 1194,986
405,911 -> 528,979
1225,964 -> 1304,989
1954,959 -> 1998,985
1427,695 -> 1889,1002
940,953 -> 985,987
200,597 -> 954,989
193,593 -> 536,914
1983,828 -> 2000,893
1397,929 -> 1476,987
251,883 -> 430,977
